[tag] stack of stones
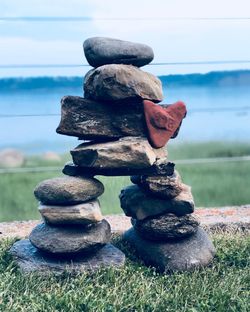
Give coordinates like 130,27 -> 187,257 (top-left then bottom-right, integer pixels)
121,172 -> 216,272
10,174 -> 125,274
10,36 -> 215,274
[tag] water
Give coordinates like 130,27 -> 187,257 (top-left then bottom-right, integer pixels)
1,85 -> 250,154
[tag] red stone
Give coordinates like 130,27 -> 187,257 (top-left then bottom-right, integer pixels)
143,100 -> 187,148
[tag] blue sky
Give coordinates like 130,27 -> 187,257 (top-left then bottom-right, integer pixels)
1,0 -> 250,77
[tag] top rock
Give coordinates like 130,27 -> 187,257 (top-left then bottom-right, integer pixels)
83,37 -> 154,68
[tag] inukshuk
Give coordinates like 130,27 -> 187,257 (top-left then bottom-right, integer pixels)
10,37 -> 215,274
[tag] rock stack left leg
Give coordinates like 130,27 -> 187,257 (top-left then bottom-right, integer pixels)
10,176 -> 125,274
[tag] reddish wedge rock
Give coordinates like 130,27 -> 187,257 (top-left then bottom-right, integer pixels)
143,100 -> 187,148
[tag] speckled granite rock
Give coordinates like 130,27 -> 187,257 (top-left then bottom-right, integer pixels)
9,240 -> 125,275
123,227 -> 215,272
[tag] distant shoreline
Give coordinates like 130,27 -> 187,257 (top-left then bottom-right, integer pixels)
0,69 -> 250,91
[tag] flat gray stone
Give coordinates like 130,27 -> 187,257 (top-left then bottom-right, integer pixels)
71,137 -> 166,170
132,213 -> 199,241
34,176 -> 104,205
131,170 -> 183,199
120,184 -> 194,220
123,227 -> 215,272
9,240 -> 125,275
29,220 -> 111,255
63,158 -> 175,177
38,200 -> 103,225
84,64 -> 163,103
83,37 -> 154,68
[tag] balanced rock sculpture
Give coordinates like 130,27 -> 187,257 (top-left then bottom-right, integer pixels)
10,36 -> 215,274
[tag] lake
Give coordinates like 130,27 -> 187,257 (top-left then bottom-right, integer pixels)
1,84 -> 250,154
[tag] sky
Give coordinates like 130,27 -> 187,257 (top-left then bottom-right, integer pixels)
1,0 -> 250,77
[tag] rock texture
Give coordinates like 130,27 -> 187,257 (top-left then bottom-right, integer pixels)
124,227 -> 216,272
131,170 -> 183,199
56,96 -> 181,141
29,220 -> 111,255
63,158 -> 175,177
56,96 -> 146,139
84,64 -> 163,103
71,137 -> 167,170
83,37 -> 154,68
38,200 -> 103,225
120,184 -> 194,220
143,100 -> 187,148
132,213 -> 199,241
10,240 -> 125,275
34,176 -> 104,205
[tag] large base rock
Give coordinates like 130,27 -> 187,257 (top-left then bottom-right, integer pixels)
123,227 -> 215,272
10,240 -> 125,275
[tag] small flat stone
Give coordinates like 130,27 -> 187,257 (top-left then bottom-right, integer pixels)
63,158 -> 175,177
9,240 -> 125,275
83,37 -> 154,68
29,220 -> 111,255
38,200 -> 103,225
71,137 -> 167,170
123,227 -> 215,272
143,100 -> 187,148
84,64 -> 163,103
34,176 -> 104,205
119,184 -> 194,220
132,213 -> 199,241
130,170 -> 183,199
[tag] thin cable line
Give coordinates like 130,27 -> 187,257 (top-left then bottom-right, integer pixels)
0,114 -> 60,118
175,155 -> 250,165
1,60 -> 250,68
1,16 -> 250,22
1,155 -> 250,174
0,106 -> 249,118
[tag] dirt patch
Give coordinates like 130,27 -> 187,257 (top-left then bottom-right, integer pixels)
0,205 -> 249,240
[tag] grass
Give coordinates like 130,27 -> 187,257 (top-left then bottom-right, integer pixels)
0,141 -> 250,222
0,232 -> 249,311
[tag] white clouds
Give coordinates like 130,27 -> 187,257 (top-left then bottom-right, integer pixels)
1,0 -> 250,77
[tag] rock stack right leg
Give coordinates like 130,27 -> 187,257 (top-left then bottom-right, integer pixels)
121,171 -> 216,272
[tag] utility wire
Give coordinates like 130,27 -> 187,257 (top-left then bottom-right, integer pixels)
1,16 -> 250,22
0,106 -> 249,118
2,60 -> 250,68
1,155 -> 250,174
